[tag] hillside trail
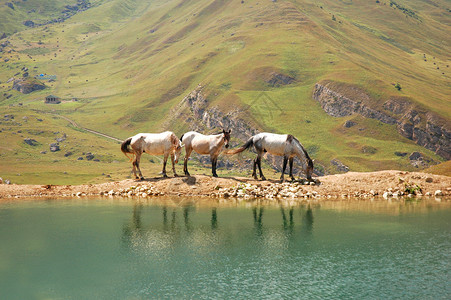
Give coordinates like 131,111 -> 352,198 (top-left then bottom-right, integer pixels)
31,109 -> 163,162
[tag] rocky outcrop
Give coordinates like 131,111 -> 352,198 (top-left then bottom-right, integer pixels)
266,72 -> 295,87
12,78 -> 46,94
313,83 -> 397,124
384,99 -> 450,159
330,159 -> 349,173
313,82 -> 450,160
166,86 -> 258,142
165,86 -> 313,175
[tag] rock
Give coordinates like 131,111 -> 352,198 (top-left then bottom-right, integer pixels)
434,190 -> 443,196
409,152 -> 423,160
343,120 -> 356,128
330,159 -> 349,173
86,153 -> 94,160
394,151 -> 407,157
5,2 -> 14,9
49,143 -> 60,152
77,157 -> 83,160
425,177 -> 433,183
24,138 -> 39,146
23,20 -> 35,27
64,151 -> 73,157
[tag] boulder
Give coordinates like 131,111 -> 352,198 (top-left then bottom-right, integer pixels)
23,20 -> 35,27
343,120 -> 356,128
49,143 -> 60,152
24,138 -> 39,146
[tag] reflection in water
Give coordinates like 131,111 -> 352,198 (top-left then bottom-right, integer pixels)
211,208 -> 218,230
280,206 -> 294,234
253,206 -> 264,237
121,202 -> 319,255
302,205 -> 314,236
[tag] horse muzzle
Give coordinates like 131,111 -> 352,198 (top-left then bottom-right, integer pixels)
225,144 -> 229,148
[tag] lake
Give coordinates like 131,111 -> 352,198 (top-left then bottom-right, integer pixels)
0,198 -> 450,299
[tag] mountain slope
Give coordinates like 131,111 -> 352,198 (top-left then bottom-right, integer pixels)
0,0 -> 450,184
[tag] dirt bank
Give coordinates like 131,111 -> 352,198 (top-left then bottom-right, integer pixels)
0,171 -> 450,200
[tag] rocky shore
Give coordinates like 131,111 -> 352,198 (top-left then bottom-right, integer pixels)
0,171 -> 449,201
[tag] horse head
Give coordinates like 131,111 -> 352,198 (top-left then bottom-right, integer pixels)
222,129 -> 231,148
174,140 -> 184,164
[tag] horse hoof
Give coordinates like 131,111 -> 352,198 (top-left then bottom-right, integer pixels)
261,176 -> 266,181
185,172 -> 190,177
163,174 -> 168,178
213,174 -> 218,178
139,177 -> 144,181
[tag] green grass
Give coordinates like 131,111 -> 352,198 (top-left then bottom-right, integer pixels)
0,0 -> 450,184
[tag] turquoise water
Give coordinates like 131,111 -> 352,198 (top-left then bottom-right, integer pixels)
0,199 -> 450,299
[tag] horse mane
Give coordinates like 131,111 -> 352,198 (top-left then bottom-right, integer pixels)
291,136 -> 313,166
170,132 -> 179,148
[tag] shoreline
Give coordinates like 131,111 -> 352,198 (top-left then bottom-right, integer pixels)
1,170 -> 450,200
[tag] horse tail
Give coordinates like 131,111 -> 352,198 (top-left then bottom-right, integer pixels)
180,133 -> 185,142
121,137 -> 134,161
225,137 -> 254,155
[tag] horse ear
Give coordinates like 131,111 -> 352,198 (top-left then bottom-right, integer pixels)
222,129 -> 225,133
228,129 -> 231,134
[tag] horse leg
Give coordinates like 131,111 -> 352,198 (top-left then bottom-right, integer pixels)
211,156 -> 218,177
257,155 -> 266,181
289,157 -> 295,181
280,156 -> 288,182
184,148 -> 192,176
131,154 -> 137,179
252,158 -> 258,179
171,153 -> 178,177
134,152 -> 144,180
162,153 -> 168,178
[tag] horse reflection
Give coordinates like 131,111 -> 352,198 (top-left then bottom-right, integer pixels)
253,206 -> 264,237
122,203 -> 219,252
280,206 -> 294,234
301,205 -> 314,236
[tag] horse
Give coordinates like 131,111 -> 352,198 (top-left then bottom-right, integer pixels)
121,131 -> 183,180
180,129 -> 231,177
226,132 -> 313,182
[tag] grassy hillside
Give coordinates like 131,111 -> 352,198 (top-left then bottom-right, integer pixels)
0,0 -> 450,184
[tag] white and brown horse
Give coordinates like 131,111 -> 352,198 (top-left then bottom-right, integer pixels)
226,132 -> 313,182
180,130 -> 231,177
121,131 -> 183,179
